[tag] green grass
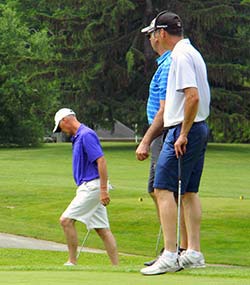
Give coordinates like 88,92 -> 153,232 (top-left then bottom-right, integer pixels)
0,249 -> 250,285
0,142 -> 250,284
1,270 -> 250,285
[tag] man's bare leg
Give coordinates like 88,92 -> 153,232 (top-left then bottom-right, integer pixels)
60,217 -> 78,264
95,228 -> 119,265
182,192 -> 201,251
155,189 -> 177,252
152,191 -> 188,251
150,191 -> 160,219
180,204 -> 188,250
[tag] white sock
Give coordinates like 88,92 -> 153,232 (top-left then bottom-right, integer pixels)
187,249 -> 201,257
162,249 -> 177,259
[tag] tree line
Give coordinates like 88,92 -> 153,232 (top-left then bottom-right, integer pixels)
0,0 -> 249,146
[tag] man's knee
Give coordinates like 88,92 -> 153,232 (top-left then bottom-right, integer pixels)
60,216 -> 73,228
149,191 -> 157,202
183,192 -> 198,203
155,189 -> 173,199
95,228 -> 111,240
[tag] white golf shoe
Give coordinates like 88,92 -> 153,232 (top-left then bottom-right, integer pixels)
140,252 -> 182,275
179,249 -> 206,268
64,261 -> 76,266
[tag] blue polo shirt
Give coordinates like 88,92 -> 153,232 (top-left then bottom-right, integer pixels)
147,50 -> 171,124
71,124 -> 103,186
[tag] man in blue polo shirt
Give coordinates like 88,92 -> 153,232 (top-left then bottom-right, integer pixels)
53,108 -> 118,266
144,20 -> 172,209
136,16 -> 187,266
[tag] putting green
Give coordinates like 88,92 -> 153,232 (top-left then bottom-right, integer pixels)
0,270 -> 250,285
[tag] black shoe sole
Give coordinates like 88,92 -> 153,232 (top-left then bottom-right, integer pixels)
144,259 -> 157,266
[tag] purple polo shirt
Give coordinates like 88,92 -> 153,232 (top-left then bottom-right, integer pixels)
71,124 -> 103,186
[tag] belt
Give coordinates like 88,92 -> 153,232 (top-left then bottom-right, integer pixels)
164,121 -> 205,131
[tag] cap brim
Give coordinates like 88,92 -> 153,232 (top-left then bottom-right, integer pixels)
53,122 -> 61,133
141,26 -> 155,33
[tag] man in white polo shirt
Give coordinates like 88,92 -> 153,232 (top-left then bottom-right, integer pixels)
137,11 -> 210,275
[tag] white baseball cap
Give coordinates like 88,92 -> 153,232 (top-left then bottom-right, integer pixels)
53,108 -> 75,133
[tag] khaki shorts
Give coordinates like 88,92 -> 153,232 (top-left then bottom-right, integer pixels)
61,179 -> 110,230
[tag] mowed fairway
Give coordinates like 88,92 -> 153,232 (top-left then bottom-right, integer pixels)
0,142 -> 250,284
1,270 -> 250,285
0,249 -> 250,285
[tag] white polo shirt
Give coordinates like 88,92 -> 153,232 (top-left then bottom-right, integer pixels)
164,39 -> 210,127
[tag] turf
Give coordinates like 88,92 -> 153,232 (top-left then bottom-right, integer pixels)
1,270 -> 250,285
0,249 -> 250,285
0,142 -> 250,284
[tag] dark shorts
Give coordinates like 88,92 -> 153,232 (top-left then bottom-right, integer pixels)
153,121 -> 209,194
148,134 -> 164,193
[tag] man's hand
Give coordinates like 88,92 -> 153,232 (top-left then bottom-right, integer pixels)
136,142 -> 150,161
174,87 -> 198,158
174,134 -> 188,158
100,190 -> 110,206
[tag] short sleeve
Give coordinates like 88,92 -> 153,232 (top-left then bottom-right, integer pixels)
175,53 -> 197,92
158,63 -> 170,100
83,132 -> 103,162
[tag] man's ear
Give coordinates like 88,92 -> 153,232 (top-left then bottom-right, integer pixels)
160,29 -> 169,39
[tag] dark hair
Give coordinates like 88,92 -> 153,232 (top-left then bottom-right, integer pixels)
165,26 -> 184,37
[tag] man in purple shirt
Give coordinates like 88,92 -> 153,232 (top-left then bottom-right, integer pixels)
53,108 -> 118,266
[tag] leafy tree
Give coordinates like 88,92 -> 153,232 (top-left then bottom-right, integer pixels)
12,0 -> 147,133
130,0 -> 250,142
0,2 -> 60,146
174,0 -> 250,142
1,0 -> 249,144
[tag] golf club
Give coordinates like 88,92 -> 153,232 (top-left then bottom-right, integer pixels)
155,225 -> 162,256
77,229 -> 91,260
176,156 -> 182,255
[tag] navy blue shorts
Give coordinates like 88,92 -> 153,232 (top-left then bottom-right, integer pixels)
153,121 -> 209,194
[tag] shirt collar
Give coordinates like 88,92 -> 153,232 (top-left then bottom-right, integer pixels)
156,50 -> 171,66
71,124 -> 84,142
172,38 -> 191,56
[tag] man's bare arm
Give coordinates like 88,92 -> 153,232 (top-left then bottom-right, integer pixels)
136,100 -> 165,161
174,87 -> 199,157
96,156 -> 110,206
